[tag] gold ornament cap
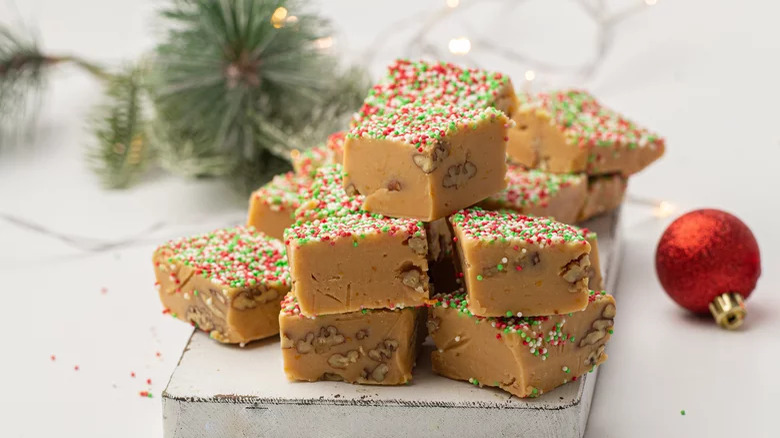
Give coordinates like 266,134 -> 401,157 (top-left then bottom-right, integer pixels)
708,292 -> 746,330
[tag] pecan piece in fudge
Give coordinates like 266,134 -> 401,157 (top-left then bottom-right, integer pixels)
429,291 -> 615,398
345,103 -> 509,221
507,90 -> 664,176
448,207 -> 591,317
279,294 -> 424,385
153,227 -> 290,344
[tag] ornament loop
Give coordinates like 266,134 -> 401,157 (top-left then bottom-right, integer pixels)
708,292 -> 746,330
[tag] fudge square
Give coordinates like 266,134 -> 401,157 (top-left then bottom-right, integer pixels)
247,171 -> 310,240
579,174 -> 627,221
353,59 -> 518,125
449,207 -> 592,317
284,213 -> 430,317
479,165 -> 627,223
290,131 -> 346,177
344,103 -> 509,221
507,90 -> 665,176
480,165 -> 588,224
153,227 -> 290,344
428,291 -> 615,398
280,294 -> 424,385
581,229 -> 604,291
294,163 -> 364,224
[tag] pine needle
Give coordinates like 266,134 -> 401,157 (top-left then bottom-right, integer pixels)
87,64 -> 150,189
0,23 -> 107,147
0,24 -> 47,145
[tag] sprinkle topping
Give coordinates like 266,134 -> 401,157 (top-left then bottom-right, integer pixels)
449,207 -> 587,246
154,226 -> 290,289
285,212 -> 425,246
294,164 -> 365,222
354,59 -> 510,125
251,171 -> 310,211
348,102 -> 506,149
281,293 -> 412,318
484,165 -> 585,210
518,90 -> 664,152
292,131 -> 346,177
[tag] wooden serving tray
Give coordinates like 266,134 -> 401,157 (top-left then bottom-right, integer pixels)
163,208 -> 622,438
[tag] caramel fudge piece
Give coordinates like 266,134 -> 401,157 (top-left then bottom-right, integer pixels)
247,172 -> 310,240
449,207 -> 591,317
481,165 -> 587,224
294,163 -> 364,223
579,174 -> 627,221
344,103 -> 509,221
284,213 -> 429,316
280,294 -> 424,385
290,131 -> 346,177
480,165 -> 626,224
153,227 -> 290,344
429,291 -> 615,398
353,59 -> 517,126
507,90 -> 665,176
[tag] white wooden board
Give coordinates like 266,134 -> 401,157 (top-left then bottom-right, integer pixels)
162,208 -> 622,438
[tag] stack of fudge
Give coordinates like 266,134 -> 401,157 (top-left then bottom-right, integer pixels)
153,59 -> 664,398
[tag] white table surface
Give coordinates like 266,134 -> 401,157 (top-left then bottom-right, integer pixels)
1,1 -> 778,437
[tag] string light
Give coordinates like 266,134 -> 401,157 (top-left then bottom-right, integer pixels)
271,7 -> 288,28
364,0 -> 656,84
313,36 -> 334,50
655,201 -> 676,218
627,196 -> 676,219
448,37 -> 471,55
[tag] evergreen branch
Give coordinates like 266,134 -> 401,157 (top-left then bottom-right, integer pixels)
148,0 -> 369,193
87,64 -> 150,189
0,23 -> 107,146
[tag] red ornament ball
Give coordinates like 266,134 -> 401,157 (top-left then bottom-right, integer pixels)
655,209 -> 760,313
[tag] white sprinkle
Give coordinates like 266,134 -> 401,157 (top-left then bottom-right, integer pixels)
239,342 -> 246,348
501,257 -> 508,263
183,293 -> 190,300
562,366 -> 569,372
438,349 -> 444,353
522,248 -> 527,254
530,348 -> 536,354
206,297 -> 213,306
454,336 -> 461,342
516,312 -> 523,317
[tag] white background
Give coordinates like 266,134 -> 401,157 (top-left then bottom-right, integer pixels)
1,0 -> 779,436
